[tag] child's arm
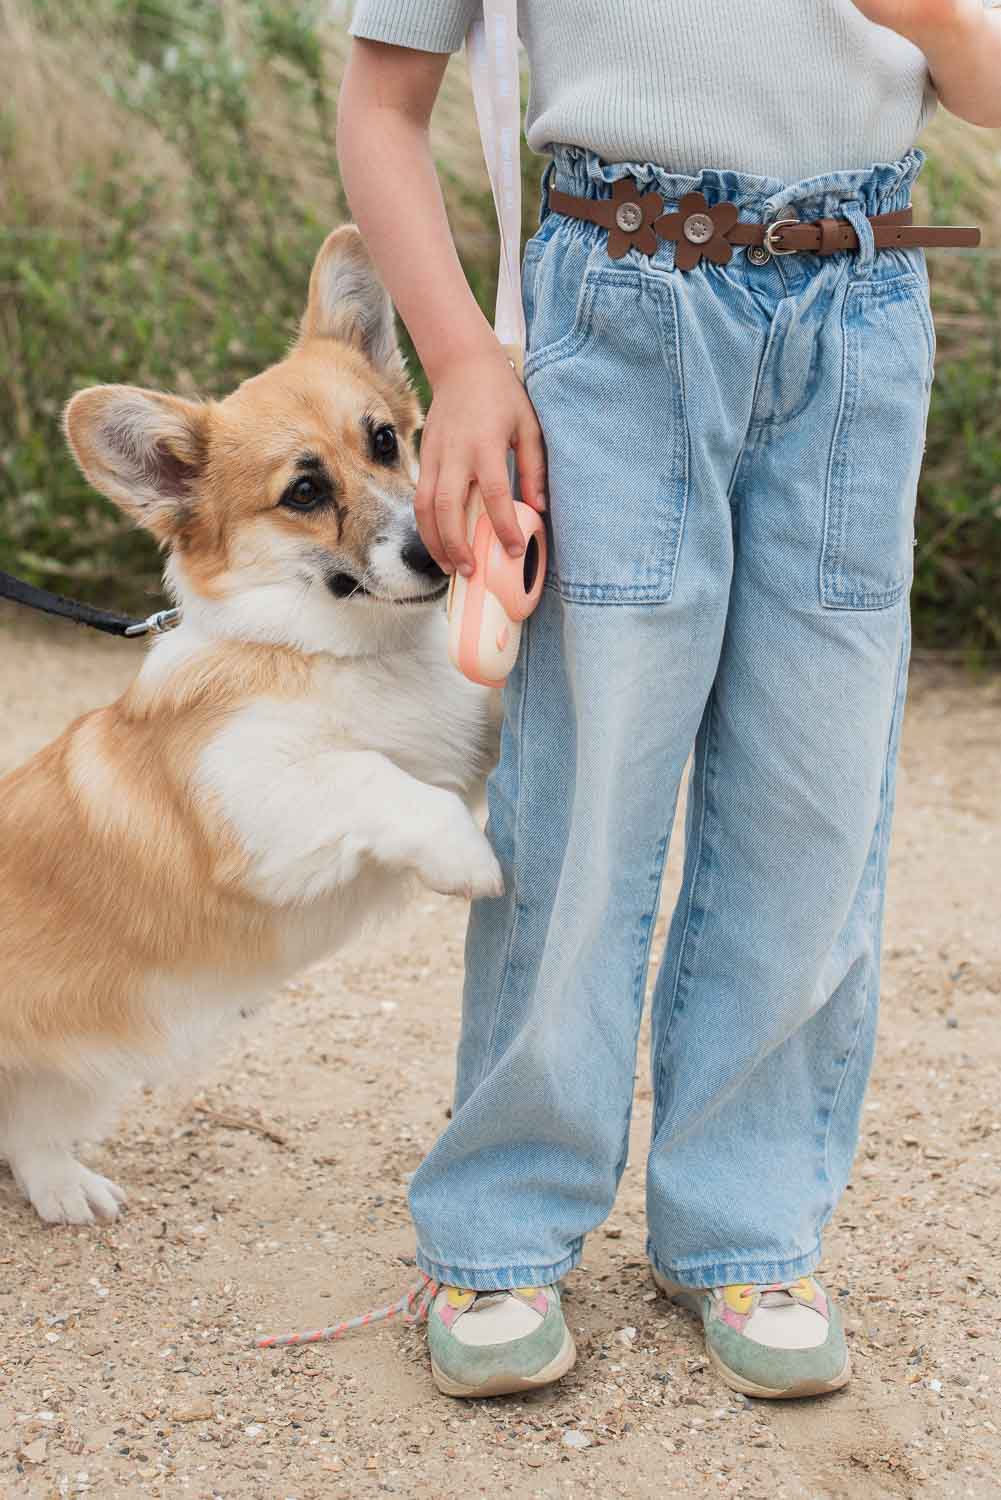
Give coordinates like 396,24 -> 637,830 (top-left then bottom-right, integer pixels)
337,39 -> 546,578
850,0 -> 1001,126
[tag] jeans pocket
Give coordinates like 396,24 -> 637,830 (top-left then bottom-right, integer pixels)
820,272 -> 935,612
522,227 -> 599,378
526,263 -> 690,604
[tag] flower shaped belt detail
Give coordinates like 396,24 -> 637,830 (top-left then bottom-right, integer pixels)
599,181 -> 741,267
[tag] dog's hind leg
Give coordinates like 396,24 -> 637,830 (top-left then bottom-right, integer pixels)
0,1068 -> 127,1225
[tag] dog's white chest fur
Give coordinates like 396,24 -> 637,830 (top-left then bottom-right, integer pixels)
191,616 -> 495,935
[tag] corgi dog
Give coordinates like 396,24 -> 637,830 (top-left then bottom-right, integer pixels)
0,227 -> 503,1226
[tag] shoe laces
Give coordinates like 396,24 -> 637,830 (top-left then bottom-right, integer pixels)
757,1287 -> 798,1309
734,1280 -> 805,1310
255,1273 -> 439,1350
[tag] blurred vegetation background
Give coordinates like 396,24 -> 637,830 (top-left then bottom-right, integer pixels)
1,0 -> 999,657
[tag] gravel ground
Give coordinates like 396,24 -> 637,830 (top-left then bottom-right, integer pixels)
1,606 -> 999,1500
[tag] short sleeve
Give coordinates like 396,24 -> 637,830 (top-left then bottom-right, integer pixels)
349,0 -> 481,54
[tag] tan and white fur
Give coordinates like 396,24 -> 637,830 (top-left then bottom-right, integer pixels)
0,228 -> 502,1226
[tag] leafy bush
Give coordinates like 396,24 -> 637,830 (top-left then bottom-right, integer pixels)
913,135 -> 1001,658
1,0 -> 999,654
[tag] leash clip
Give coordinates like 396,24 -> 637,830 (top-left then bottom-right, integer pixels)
124,607 -> 181,638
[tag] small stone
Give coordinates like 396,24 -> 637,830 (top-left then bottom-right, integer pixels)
19,1438 -> 48,1464
81,1340 -> 107,1357
524,1452 -> 547,1468
562,1430 -> 592,1450
172,1406 -> 214,1423
603,1227 -> 623,1239
928,1378 -> 943,1393
615,1326 -> 637,1346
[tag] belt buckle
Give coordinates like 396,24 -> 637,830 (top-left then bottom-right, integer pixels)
763,218 -> 799,257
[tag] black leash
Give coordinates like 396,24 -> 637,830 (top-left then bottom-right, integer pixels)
0,569 -> 179,638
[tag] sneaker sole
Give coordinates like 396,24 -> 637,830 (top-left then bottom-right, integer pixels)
704,1344 -> 852,1400
651,1269 -> 852,1401
431,1328 -> 577,1399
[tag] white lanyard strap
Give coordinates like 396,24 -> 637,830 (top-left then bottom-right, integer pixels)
466,0 -> 525,357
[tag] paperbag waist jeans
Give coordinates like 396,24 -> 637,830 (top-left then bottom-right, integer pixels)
410,148 -> 932,1290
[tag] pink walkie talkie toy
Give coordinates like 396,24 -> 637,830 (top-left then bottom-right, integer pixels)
447,1 -> 546,687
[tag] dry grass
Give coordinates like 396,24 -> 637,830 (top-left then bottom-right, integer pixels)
0,0 -> 491,267
0,0 -> 184,227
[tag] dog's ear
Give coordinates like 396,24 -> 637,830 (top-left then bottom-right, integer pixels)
299,225 -> 403,376
64,385 -> 208,541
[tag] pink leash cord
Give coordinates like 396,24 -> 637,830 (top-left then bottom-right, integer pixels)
254,1274 -> 439,1350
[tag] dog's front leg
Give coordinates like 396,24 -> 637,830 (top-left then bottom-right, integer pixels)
204,747 -> 504,908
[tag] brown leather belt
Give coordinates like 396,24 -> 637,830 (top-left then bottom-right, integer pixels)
548,180 -> 981,270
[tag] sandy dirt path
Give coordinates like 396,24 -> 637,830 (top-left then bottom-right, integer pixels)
1,604 -> 998,1500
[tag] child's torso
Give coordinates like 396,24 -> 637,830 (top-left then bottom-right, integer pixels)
516,0 -> 935,181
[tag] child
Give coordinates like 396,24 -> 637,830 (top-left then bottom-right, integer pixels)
337,1 -> 999,1399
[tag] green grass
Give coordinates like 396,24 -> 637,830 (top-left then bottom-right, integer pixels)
1,0 -> 999,654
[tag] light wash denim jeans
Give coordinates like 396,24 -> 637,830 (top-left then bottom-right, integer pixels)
410,147 -> 934,1291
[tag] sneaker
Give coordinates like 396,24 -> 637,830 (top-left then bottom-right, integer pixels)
652,1267 -> 850,1399
427,1284 -> 576,1398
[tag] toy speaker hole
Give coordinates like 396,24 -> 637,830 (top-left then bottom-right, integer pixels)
522,534 -> 540,594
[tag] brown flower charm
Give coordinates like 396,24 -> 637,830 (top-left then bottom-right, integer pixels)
654,192 -> 739,270
604,177 -> 664,260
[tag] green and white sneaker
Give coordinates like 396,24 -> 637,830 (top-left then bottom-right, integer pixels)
428,1283 -> 576,1398
652,1268 -> 850,1399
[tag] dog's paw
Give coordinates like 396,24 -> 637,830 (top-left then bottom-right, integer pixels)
420,823 -> 504,901
18,1157 -> 127,1226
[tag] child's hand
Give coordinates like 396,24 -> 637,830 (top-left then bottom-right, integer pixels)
848,0 -> 977,38
415,345 -> 547,577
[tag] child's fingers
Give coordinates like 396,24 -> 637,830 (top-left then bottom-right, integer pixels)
414,455 -> 451,574
478,457 -> 526,559
513,412 -> 548,513
433,467 -> 476,577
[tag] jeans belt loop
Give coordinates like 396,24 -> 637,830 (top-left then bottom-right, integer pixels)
539,159 -> 556,225
843,201 -> 875,277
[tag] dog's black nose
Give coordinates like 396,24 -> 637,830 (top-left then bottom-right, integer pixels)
401,533 -> 445,579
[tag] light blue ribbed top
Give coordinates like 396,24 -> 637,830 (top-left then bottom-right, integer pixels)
349,0 -> 940,182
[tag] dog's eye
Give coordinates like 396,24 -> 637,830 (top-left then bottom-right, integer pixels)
371,425 -> 398,464
282,475 -> 324,511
